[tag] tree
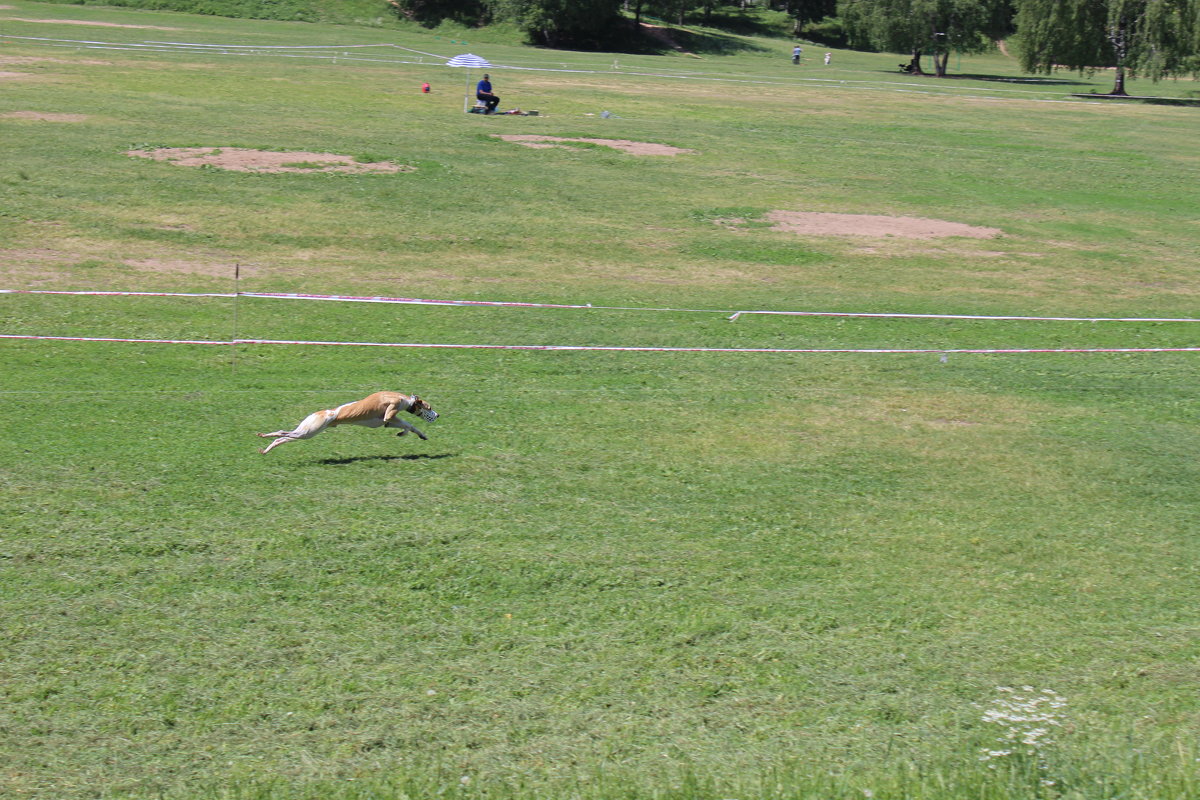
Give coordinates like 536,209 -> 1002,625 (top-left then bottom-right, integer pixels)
775,0 -> 839,35
389,0 -> 488,26
393,0 -> 625,47
490,0 -> 624,47
839,0 -> 1014,76
625,0 -> 647,25
643,0 -> 701,25
1015,0 -> 1200,95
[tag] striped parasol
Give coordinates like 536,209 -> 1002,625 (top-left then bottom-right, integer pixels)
446,53 -> 493,113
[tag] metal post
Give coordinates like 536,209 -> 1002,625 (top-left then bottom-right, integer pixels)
231,262 -> 240,372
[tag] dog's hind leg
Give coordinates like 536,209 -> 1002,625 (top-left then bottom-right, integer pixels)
260,435 -> 302,454
258,409 -> 335,454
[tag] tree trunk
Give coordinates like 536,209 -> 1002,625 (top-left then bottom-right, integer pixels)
1107,19 -> 1130,96
908,51 -> 924,75
1110,65 -> 1128,95
933,51 -> 949,77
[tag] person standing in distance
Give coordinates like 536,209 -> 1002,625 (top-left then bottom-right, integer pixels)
791,44 -> 802,64
476,73 -> 500,114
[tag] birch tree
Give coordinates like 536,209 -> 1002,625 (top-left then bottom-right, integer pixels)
1015,0 -> 1200,94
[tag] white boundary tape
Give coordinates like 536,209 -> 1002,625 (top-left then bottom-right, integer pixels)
724,310 -> 1200,323
2,334 -> 1197,355
4,288 -> 1199,324
1,289 -> 233,299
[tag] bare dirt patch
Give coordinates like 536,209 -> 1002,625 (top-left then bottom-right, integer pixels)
0,249 -> 91,286
2,111 -> 88,122
765,210 -> 1001,240
126,148 -> 413,174
492,135 -> 696,156
8,17 -> 181,30
853,245 -> 1013,257
122,258 -> 237,277
0,248 -> 240,283
0,56 -> 111,66
0,71 -> 34,81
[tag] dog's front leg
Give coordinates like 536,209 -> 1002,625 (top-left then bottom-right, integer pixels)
381,402 -> 399,427
386,418 -> 428,440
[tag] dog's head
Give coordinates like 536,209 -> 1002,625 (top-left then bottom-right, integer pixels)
408,395 -> 438,423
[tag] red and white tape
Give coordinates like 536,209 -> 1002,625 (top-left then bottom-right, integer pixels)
2,333 -> 1197,355
1,289 -> 233,299
4,288 -> 1198,324
725,309 -> 1200,323
0,334 -> 228,346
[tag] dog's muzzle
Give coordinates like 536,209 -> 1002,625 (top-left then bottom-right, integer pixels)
419,409 -> 438,423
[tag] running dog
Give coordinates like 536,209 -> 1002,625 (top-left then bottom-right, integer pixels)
257,391 -> 438,454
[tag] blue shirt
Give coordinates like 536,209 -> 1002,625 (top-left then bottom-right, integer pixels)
477,79 -> 492,94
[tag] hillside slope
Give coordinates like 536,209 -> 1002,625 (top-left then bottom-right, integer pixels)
36,0 -> 437,25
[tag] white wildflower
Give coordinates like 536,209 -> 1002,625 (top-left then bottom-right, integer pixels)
978,686 -> 1067,771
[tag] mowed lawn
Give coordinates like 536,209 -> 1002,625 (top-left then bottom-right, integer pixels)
1,3 -> 1199,799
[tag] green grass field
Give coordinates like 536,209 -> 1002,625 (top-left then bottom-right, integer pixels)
2,3 -> 1199,798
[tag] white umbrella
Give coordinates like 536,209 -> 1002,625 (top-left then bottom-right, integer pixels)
446,53 -> 493,113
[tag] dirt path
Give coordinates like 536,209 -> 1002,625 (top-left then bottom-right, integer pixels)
127,147 -> 412,174
493,135 -> 695,156
765,210 -> 1001,239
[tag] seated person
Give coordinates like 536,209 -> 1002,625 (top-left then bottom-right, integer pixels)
476,74 -> 500,114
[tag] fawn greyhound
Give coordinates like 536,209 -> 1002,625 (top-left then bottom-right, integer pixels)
257,391 -> 438,454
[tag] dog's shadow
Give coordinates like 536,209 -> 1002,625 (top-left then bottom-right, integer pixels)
318,453 -> 456,465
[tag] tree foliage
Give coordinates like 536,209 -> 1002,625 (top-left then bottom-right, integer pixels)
389,0 -> 488,26
641,0 -> 695,25
775,0 -> 839,31
839,0 -> 1014,75
1015,0 -> 1200,94
487,0 -> 623,46
390,0 -> 624,46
